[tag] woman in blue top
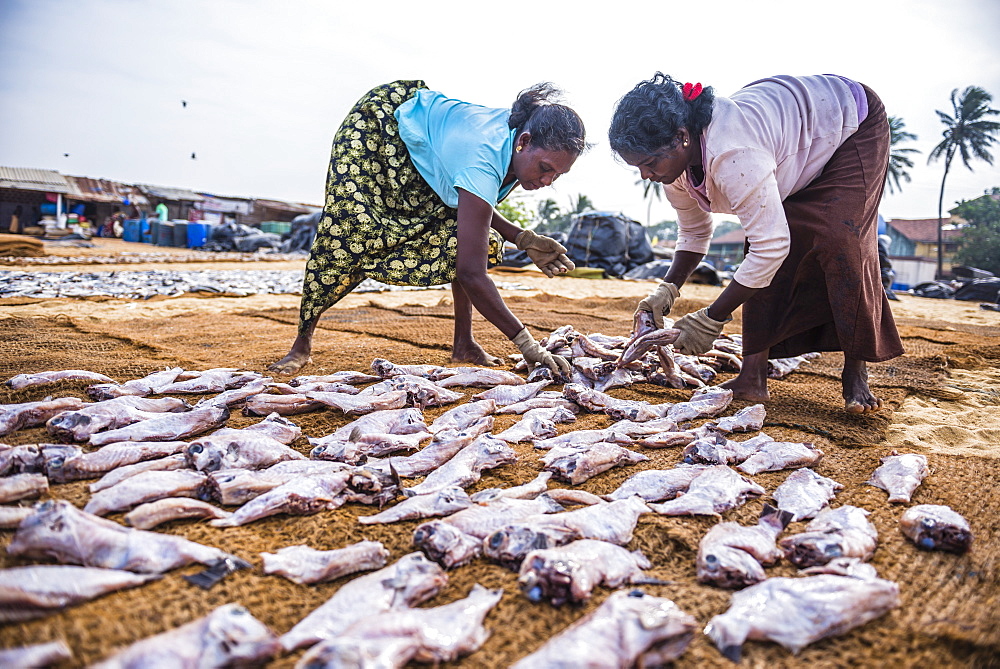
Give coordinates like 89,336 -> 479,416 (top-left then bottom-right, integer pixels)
270,80 -> 585,376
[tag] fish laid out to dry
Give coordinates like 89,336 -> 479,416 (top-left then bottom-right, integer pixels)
616,326 -> 681,368
801,556 -> 880,580
867,452 -> 929,503
666,386 -> 734,423
704,572 -> 900,661
291,370 -> 381,386
45,440 -> 189,483
899,503 -> 973,553
682,432 -> 773,465
88,404 -> 230,446
736,440 -> 824,475
429,399 -> 497,433
436,367 -> 526,388
697,504 -> 794,589
195,377 -> 272,408
0,640 -> 74,668
495,406 -> 577,443
563,383 -> 670,422
206,461 -> 353,505
371,418 -> 493,480
0,564 -> 160,622
714,403 -> 766,432
314,407 -> 429,445
767,352 -> 820,379
84,470 -> 209,516
0,505 -> 35,529
92,603 -> 280,668
413,495 -> 564,569
472,380 -> 551,407
0,444 -> 45,476
124,497 -> 232,529
296,583 -> 502,669
470,471 -> 553,503
650,465 -> 766,517
280,552 -> 448,652
542,442 -> 649,485
243,392 -> 326,416
511,589 -> 697,669
518,539 -> 656,606
8,500 -> 240,575
780,505 -> 879,568
772,468 -> 844,521
484,496 -> 651,568
605,465 -> 710,502
155,368 -> 263,394
5,369 -> 114,390
403,433 -> 517,497
267,379 -> 361,395
210,471 -> 353,528
0,472 -> 48,503
532,427 -> 632,451
261,540 -> 390,585
86,367 -> 184,401
359,486 -> 474,524
496,392 -> 578,415
371,358 -> 451,380
310,430 -> 430,464
361,374 -> 465,408
185,427 -> 305,473
89,453 -> 189,492
305,388 -> 413,415
0,397 -> 89,438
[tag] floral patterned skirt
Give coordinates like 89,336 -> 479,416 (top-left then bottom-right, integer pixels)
298,79 -> 504,335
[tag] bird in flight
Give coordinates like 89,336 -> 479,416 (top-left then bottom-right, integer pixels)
182,100 -> 188,108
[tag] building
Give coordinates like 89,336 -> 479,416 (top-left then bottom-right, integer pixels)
706,228 -> 746,269
883,217 -> 963,287
64,175 -> 149,228
0,167 -> 72,233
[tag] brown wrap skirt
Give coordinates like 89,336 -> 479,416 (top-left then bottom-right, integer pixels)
741,85 -> 904,362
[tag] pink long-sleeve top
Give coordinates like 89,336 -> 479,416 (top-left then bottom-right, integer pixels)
667,74 -> 866,288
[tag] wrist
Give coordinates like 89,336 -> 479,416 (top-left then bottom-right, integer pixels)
704,305 -> 732,323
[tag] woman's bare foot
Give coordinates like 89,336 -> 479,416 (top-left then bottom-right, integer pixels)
842,358 -> 884,413
451,341 -> 502,366
720,350 -> 770,402
268,338 -> 312,375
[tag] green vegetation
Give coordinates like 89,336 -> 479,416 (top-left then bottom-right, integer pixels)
953,187 -> 1000,274
887,115 -> 919,195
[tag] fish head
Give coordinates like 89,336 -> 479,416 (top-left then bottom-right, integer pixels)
412,522 -> 479,569
185,440 -> 225,472
203,604 -> 279,665
485,525 -> 576,568
518,555 -> 578,606
384,553 -> 448,605
697,546 -> 766,589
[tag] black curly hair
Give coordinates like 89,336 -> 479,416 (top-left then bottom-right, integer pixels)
608,72 -> 715,157
509,83 -> 588,155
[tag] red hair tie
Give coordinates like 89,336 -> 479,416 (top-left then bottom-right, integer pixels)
682,82 -> 703,101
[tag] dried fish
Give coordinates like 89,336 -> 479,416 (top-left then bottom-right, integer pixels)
267,380 -> 360,395
306,388 -> 413,415
261,540 -> 390,584
89,453 -> 189,493
0,444 -> 45,476
374,417 -> 494,479
92,603 -> 279,668
429,399 -> 496,433
617,327 -> 680,367
542,442 -> 648,485
0,640 -> 74,668
185,424 -> 306,472
704,573 -> 899,661
292,370 -> 381,386
511,589 -> 697,669
696,504 -> 793,588
495,406 -> 576,443
0,397 -> 89,438
46,440 -> 189,483
737,440 -> 824,475
767,353 -> 820,379
88,404 -> 230,446
605,465 -> 710,502
371,358 -> 449,379
470,471 -> 553,503
5,370 -> 114,390
359,486 -> 473,524
0,505 -> 35,529
84,470 -> 209,516
300,584 -> 501,669
772,468 -> 844,521
195,377 -> 272,408
666,386 -> 733,423
496,392 -> 578,415
436,367 -> 526,388
518,539 -> 656,605
124,497 -> 232,529
899,504 -> 973,553
563,383 -> 670,422
155,368 -> 263,394
0,473 -> 48,503
404,434 -> 517,497
86,367 -> 185,401
0,565 -> 159,623
472,380 -> 551,407
715,403 -> 766,432
867,452 -> 928,503
8,500 -> 238,573
780,505 -> 879,568
650,465 -> 766,517
206,461 -> 353,505
243,392 -> 325,416
210,471 -> 352,528
682,432 -> 771,465
280,552 -> 447,652
533,427 -> 632,451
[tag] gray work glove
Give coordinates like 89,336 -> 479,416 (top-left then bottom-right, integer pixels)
673,307 -> 731,355
515,229 -> 576,278
635,281 -> 680,329
511,327 -> 572,378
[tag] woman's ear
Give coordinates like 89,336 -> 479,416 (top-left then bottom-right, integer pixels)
516,131 -> 532,152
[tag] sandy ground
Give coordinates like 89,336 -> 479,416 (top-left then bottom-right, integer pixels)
0,237 -> 998,667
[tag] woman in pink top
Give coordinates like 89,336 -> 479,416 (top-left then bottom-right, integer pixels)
608,73 -> 903,413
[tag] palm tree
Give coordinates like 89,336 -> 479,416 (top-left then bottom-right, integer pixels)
886,115 -> 919,195
636,177 -> 663,226
928,86 -> 1000,278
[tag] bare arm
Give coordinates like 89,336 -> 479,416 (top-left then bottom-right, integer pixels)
454,189 -> 523,338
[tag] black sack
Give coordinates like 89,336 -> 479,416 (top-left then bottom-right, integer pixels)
953,278 -> 1000,303
564,212 -> 654,278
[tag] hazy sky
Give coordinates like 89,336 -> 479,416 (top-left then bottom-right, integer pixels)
2,0 -> 999,225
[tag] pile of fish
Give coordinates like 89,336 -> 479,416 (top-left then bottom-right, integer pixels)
0,250 -> 309,266
0,329 -> 974,664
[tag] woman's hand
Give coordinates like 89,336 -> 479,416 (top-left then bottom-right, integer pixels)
511,327 -> 572,377
635,281 -> 680,329
673,307 -> 731,355
515,229 -> 575,278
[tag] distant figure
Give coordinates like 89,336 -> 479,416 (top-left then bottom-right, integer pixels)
609,73 -> 903,414
878,234 -> 899,300
155,202 -> 169,221
269,79 -> 585,376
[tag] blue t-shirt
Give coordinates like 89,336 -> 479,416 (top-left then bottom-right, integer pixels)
395,89 -> 518,209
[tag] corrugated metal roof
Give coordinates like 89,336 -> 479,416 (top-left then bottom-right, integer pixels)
65,175 -> 149,206
0,166 -> 71,193
252,198 -> 314,214
138,184 -> 204,202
